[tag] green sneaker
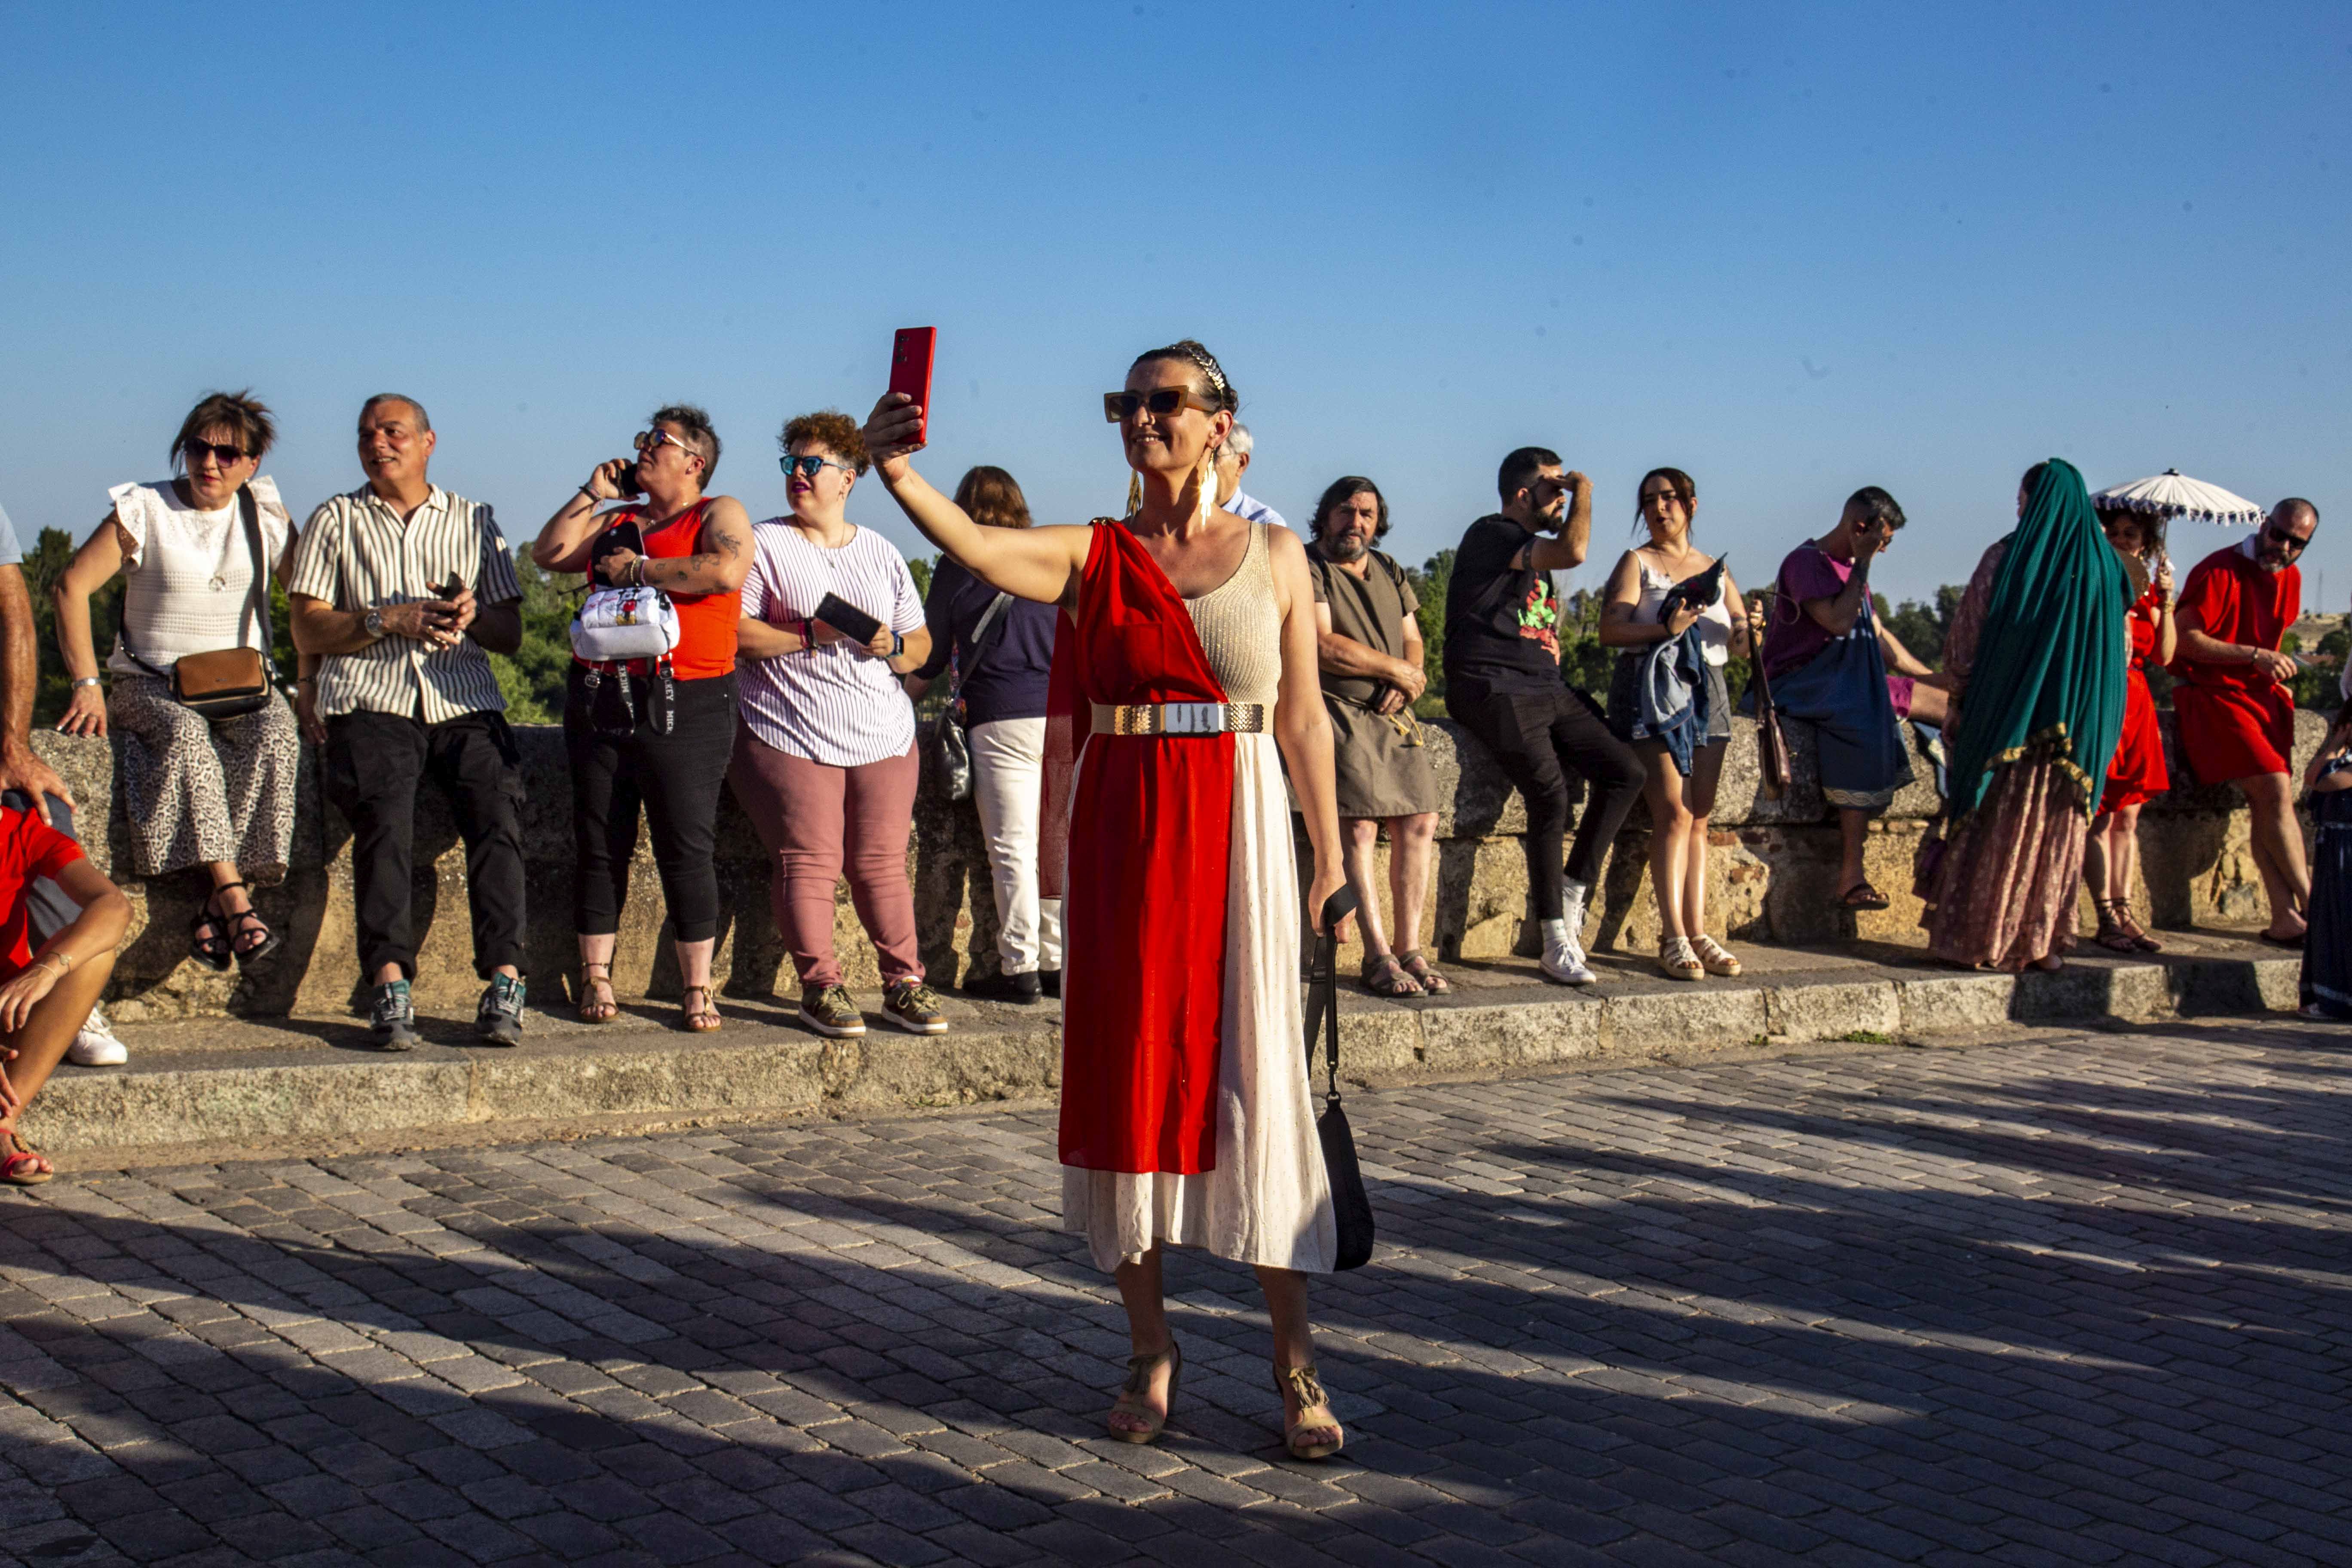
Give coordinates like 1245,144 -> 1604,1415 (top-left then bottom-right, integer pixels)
476,974 -> 527,1046
797,985 -> 866,1038
882,979 -> 949,1035
369,980 -> 420,1051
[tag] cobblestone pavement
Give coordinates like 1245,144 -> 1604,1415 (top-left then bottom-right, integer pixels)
3,1020 -> 2349,1568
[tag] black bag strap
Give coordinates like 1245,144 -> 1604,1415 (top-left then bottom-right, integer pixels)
1305,887 -> 1362,1102
950,592 -> 1014,700
122,483 -> 270,680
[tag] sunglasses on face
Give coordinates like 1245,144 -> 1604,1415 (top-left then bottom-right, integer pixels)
182,438 -> 249,465
779,454 -> 855,481
1102,388 -> 1219,423
2263,521 -> 2311,554
634,429 -> 701,463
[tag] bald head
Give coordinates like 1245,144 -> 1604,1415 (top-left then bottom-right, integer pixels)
2275,497 -> 2319,532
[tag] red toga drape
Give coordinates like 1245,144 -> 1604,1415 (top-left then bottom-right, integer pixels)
1042,522 -> 1234,1176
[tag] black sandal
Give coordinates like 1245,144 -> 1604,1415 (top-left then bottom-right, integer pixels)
1360,953 -> 1423,998
1837,881 -> 1892,911
189,902 -> 232,972
214,882 -> 282,966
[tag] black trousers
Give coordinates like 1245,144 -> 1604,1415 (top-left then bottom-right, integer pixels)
323,709 -> 528,981
1447,681 -> 1645,920
564,666 -> 737,944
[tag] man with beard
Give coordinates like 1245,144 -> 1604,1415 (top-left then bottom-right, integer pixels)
2171,498 -> 2320,945
1443,448 -> 1643,985
1304,478 -> 1446,997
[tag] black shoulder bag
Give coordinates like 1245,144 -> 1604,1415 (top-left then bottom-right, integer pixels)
929,592 -> 1013,802
122,484 -> 276,720
1307,885 -> 1376,1270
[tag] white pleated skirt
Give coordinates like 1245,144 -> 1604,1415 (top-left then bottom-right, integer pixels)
1062,731 -> 1339,1274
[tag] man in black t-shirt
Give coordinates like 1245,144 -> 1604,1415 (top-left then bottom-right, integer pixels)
1443,447 -> 1642,985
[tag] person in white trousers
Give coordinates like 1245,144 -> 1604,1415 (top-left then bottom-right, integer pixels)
906,466 -> 1064,1002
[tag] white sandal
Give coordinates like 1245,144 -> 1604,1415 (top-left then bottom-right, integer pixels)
1657,936 -> 1704,981
1690,934 -> 1742,977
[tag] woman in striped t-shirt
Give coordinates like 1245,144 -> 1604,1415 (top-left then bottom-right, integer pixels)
727,411 -> 939,1040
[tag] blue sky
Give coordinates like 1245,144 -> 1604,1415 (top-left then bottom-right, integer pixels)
3,2 -> 2346,610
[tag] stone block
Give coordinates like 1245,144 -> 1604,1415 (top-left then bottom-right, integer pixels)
2010,962 -> 2167,1023
23,1060 -> 473,1151
1599,985 -> 1768,1051
1765,980 -> 1900,1041
465,1041 -> 829,1122
1417,999 -> 1601,1072
1896,973 -> 2015,1032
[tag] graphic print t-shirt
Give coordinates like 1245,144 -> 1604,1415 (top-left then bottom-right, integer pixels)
1442,514 -> 1562,693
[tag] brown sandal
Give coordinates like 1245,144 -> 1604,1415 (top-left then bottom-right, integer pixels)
1360,953 -> 1423,998
1107,1342 -> 1181,1444
577,962 -> 618,1023
2114,905 -> 2164,953
1837,881 -> 1891,910
1273,1362 -> 1344,1461
2092,900 -> 2139,954
1396,951 -> 1451,995
2,1129 -> 53,1186
681,985 -> 723,1032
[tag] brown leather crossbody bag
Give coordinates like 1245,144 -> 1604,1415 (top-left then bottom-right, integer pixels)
123,485 -> 276,720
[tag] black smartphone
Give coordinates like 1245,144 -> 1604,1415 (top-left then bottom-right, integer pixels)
612,461 -> 642,496
813,592 -> 884,646
589,519 -> 645,582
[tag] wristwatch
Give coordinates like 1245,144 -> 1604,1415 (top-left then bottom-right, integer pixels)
71,676 -> 101,689
890,631 -> 905,659
364,607 -> 387,640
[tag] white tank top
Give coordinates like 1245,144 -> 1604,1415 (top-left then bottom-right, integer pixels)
1633,554 -> 1734,667
106,477 -> 293,674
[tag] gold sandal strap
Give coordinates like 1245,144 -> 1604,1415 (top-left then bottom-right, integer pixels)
1278,1363 -> 1329,1411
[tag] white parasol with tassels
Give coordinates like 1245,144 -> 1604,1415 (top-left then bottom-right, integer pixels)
2090,469 -> 2267,527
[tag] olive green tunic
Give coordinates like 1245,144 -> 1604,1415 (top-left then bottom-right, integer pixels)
1308,542 -> 1441,820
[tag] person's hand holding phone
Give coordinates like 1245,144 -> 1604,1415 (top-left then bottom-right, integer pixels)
585,458 -> 634,502
862,393 -> 926,480
375,599 -> 461,645
597,548 -> 641,587
441,582 -> 478,641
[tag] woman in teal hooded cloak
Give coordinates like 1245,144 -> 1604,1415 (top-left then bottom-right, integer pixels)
1920,460 -> 2129,971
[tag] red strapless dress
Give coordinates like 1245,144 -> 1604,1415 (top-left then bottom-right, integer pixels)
2102,584 -> 2170,812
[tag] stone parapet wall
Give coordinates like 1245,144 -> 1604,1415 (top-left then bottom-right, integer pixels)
34,704 -> 2325,1021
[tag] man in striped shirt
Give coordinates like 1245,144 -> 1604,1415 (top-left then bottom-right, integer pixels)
288,395 -> 529,1050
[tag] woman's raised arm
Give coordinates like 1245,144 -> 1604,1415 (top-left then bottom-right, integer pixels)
863,394 -> 1089,608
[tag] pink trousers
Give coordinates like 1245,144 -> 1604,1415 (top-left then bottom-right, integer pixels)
727,729 -> 923,990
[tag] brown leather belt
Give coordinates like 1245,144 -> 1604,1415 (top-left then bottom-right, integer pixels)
1091,701 -> 1267,736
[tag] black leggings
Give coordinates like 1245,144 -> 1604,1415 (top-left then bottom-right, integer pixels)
565,666 -> 737,943
1448,682 -> 1645,919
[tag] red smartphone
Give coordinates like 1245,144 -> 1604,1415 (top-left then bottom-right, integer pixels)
889,327 -> 936,446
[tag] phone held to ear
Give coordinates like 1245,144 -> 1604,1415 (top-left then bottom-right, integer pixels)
612,461 -> 642,497
889,327 -> 936,446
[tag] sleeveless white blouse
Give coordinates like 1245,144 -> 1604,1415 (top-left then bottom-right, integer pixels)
106,477 -> 292,674
1634,554 -> 1735,668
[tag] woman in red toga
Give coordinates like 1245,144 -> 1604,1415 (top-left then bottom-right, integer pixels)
863,341 -> 1350,1461
2085,506 -> 2175,952
0,799 -> 131,1183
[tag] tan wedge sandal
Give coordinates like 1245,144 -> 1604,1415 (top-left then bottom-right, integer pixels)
1273,1362 -> 1344,1461
1107,1342 -> 1182,1444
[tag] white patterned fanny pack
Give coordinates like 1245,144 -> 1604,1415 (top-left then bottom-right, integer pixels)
570,585 -> 680,664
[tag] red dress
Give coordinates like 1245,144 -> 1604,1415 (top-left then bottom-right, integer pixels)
2101,583 -> 2171,812
2170,546 -> 2300,782
1042,523 -> 1235,1176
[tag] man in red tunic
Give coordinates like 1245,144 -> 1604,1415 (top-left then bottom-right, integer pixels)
2170,499 -> 2320,943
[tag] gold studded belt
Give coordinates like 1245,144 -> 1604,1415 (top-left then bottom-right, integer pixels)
1091,701 -> 1266,736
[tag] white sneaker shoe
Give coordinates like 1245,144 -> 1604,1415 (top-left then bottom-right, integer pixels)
1539,918 -> 1596,986
67,1006 -> 127,1067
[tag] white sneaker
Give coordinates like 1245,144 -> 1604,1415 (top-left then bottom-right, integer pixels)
67,1006 -> 127,1067
1539,919 -> 1596,986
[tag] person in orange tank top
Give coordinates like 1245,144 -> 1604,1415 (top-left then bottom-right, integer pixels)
532,406 -> 752,1032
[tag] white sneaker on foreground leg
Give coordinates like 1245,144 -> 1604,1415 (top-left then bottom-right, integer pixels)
1539,918 -> 1596,986
67,1004 -> 127,1067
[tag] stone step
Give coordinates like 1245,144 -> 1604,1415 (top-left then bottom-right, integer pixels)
26,935 -> 2303,1165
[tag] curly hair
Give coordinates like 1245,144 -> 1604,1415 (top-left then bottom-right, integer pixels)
173,390 -> 276,465
779,409 -> 869,475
